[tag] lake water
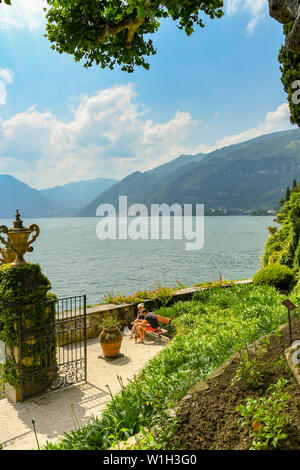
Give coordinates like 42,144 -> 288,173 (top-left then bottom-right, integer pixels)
0,216 -> 276,305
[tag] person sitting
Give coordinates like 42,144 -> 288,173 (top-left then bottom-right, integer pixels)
129,303 -> 146,339
136,310 -> 159,344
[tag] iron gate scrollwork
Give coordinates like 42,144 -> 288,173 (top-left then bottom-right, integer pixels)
1,295 -> 87,401
50,295 -> 87,392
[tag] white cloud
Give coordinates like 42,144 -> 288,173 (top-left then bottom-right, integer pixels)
0,0 -> 45,31
0,68 -> 13,83
0,82 -> 7,106
215,103 -> 293,147
0,67 -> 13,105
194,103 -> 294,154
0,84 -> 199,188
0,82 -> 294,189
226,0 -> 268,33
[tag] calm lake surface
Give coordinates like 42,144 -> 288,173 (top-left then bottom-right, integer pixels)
0,216 -> 276,305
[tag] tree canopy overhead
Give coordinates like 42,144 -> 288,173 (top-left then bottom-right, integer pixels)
44,0 -> 224,72
1,1 -> 298,126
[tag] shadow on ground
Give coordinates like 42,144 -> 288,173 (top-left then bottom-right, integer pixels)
0,334 -> 166,450
1,382 -> 110,449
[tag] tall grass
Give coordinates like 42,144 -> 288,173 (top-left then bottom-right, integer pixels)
44,285 -> 288,450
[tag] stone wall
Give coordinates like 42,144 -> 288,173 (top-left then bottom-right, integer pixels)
57,280 -> 252,346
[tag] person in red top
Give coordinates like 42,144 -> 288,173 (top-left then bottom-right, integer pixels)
137,310 -> 159,343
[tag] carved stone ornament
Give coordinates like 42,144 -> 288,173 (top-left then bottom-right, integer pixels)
0,210 -> 40,266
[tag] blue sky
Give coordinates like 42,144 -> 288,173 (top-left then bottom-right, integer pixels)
0,0 -> 296,189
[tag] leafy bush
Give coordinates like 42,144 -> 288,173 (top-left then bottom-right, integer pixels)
102,281 -> 178,306
262,192 -> 300,286
0,264 -> 56,391
253,265 -> 295,291
232,337 -> 270,389
236,378 -> 292,450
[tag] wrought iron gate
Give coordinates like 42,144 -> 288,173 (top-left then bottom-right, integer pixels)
2,295 -> 87,401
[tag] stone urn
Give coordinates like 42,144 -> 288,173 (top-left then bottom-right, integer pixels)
0,210 -> 40,266
99,324 -> 123,358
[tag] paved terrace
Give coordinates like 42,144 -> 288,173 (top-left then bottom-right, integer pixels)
0,335 -> 165,450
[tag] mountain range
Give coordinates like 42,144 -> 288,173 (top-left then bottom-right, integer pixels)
0,128 -> 299,218
0,175 -> 62,218
0,175 -> 117,218
40,177 -> 117,214
78,129 -> 300,216
78,153 -> 205,216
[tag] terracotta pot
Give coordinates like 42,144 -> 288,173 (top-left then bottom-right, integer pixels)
99,326 -> 123,357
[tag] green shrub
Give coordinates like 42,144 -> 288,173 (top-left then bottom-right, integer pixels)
0,263 -> 56,392
102,282 -> 177,306
236,378 -> 291,450
253,265 -> 295,291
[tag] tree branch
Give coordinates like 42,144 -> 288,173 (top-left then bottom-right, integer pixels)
97,13 -> 146,48
95,2 -> 197,49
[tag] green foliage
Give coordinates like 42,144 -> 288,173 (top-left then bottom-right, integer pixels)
278,22 -> 300,128
103,281 -> 177,306
236,378 -> 292,450
103,415 -> 130,450
44,284 -> 287,450
262,190 -> 300,292
232,337 -> 270,389
0,264 -> 53,345
0,263 -> 51,305
2,356 -> 20,389
135,423 -> 178,450
0,263 -> 56,390
111,422 -> 178,450
193,279 -> 233,288
253,264 -> 295,291
45,0 -> 224,72
100,315 -> 120,329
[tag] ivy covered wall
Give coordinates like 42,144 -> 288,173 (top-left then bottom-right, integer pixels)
0,263 -> 57,396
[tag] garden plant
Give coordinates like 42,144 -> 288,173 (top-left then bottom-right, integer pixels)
236,378 -> 292,450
